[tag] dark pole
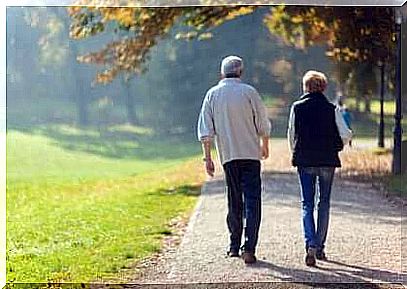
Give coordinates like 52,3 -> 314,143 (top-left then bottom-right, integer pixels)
378,61 -> 385,148
392,8 -> 403,175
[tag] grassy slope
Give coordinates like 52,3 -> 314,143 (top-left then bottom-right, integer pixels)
263,95 -> 406,138
7,130 -> 195,183
7,129 -> 204,282
387,174 -> 407,196
345,98 -> 407,138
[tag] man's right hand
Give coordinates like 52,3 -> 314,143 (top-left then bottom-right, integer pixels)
205,158 -> 215,177
261,135 -> 270,160
261,144 -> 269,160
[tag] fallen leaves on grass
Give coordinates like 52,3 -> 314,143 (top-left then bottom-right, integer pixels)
265,139 -> 392,182
338,147 -> 392,180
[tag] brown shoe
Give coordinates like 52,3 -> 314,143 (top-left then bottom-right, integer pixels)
305,247 -> 317,266
242,251 -> 257,264
316,250 -> 327,261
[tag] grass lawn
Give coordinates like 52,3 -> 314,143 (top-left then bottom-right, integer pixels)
343,97 -> 407,138
345,97 -> 396,115
7,127 -> 199,183
6,126 -> 205,282
262,95 -> 406,139
386,174 -> 407,196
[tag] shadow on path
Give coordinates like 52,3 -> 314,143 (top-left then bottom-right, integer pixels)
205,171 -> 405,222
252,259 -> 405,286
321,260 -> 407,284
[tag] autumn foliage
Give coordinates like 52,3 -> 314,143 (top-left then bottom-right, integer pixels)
68,2 -> 396,84
68,2 -> 253,83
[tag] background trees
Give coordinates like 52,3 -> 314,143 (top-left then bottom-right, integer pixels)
7,5 -> 404,143
67,5 -> 396,85
8,5 -> 337,135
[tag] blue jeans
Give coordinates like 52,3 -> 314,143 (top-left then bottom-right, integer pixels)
223,160 -> 261,254
297,166 -> 335,252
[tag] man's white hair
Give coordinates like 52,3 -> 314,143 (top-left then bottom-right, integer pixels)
221,55 -> 243,76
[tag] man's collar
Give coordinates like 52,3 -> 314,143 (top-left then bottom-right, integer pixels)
219,78 -> 242,84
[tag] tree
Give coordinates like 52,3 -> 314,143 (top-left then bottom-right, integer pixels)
347,62 -> 378,113
264,7 -> 395,64
14,7 -> 93,126
66,3 -> 400,144
121,74 -> 138,125
67,4 -> 254,83
67,5 -> 396,90
265,6 -> 396,149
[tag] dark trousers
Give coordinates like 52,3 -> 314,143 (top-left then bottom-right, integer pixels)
223,159 -> 262,253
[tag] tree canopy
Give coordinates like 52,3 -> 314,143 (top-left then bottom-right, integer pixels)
68,3 -> 254,83
67,3 -> 397,85
265,6 -> 395,63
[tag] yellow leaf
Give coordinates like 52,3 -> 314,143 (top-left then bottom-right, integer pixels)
291,15 -> 303,24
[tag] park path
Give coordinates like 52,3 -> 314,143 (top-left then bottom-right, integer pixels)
134,139 -> 406,286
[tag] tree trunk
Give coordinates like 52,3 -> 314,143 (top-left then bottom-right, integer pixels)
364,95 -> 371,113
355,96 -> 361,112
57,7 -> 89,126
72,44 -> 88,126
77,85 -> 88,126
123,76 -> 138,125
378,62 -> 385,148
403,22 -> 407,114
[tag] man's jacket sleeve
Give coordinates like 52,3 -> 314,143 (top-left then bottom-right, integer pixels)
197,92 -> 215,141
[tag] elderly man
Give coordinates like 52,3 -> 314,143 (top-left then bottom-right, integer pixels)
288,70 -> 352,266
197,56 -> 271,264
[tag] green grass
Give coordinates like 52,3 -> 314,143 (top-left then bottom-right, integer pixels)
341,98 -> 407,138
7,96 -> 133,129
262,95 -> 287,107
7,97 -> 77,128
386,174 -> 407,196
7,126 -> 200,183
262,95 -> 406,139
7,126 -> 204,282
349,114 -> 407,138
346,97 -> 396,116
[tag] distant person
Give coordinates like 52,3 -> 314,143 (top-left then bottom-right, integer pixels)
287,70 -> 352,266
197,56 -> 271,264
337,99 -> 353,146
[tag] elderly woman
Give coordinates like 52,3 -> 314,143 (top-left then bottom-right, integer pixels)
287,70 -> 352,266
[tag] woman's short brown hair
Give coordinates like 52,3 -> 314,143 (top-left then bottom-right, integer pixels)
302,70 -> 328,93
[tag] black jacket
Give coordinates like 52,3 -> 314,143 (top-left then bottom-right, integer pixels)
292,92 -> 343,167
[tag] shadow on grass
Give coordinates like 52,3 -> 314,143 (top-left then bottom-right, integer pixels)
384,173 -> 407,197
151,184 -> 202,197
141,184 -> 202,239
351,111 -> 407,138
8,123 -> 201,160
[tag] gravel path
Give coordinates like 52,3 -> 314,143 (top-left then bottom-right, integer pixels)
135,157 -> 406,285
128,101 -> 405,287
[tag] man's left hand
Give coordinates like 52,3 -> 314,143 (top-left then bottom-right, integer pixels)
205,158 -> 215,177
